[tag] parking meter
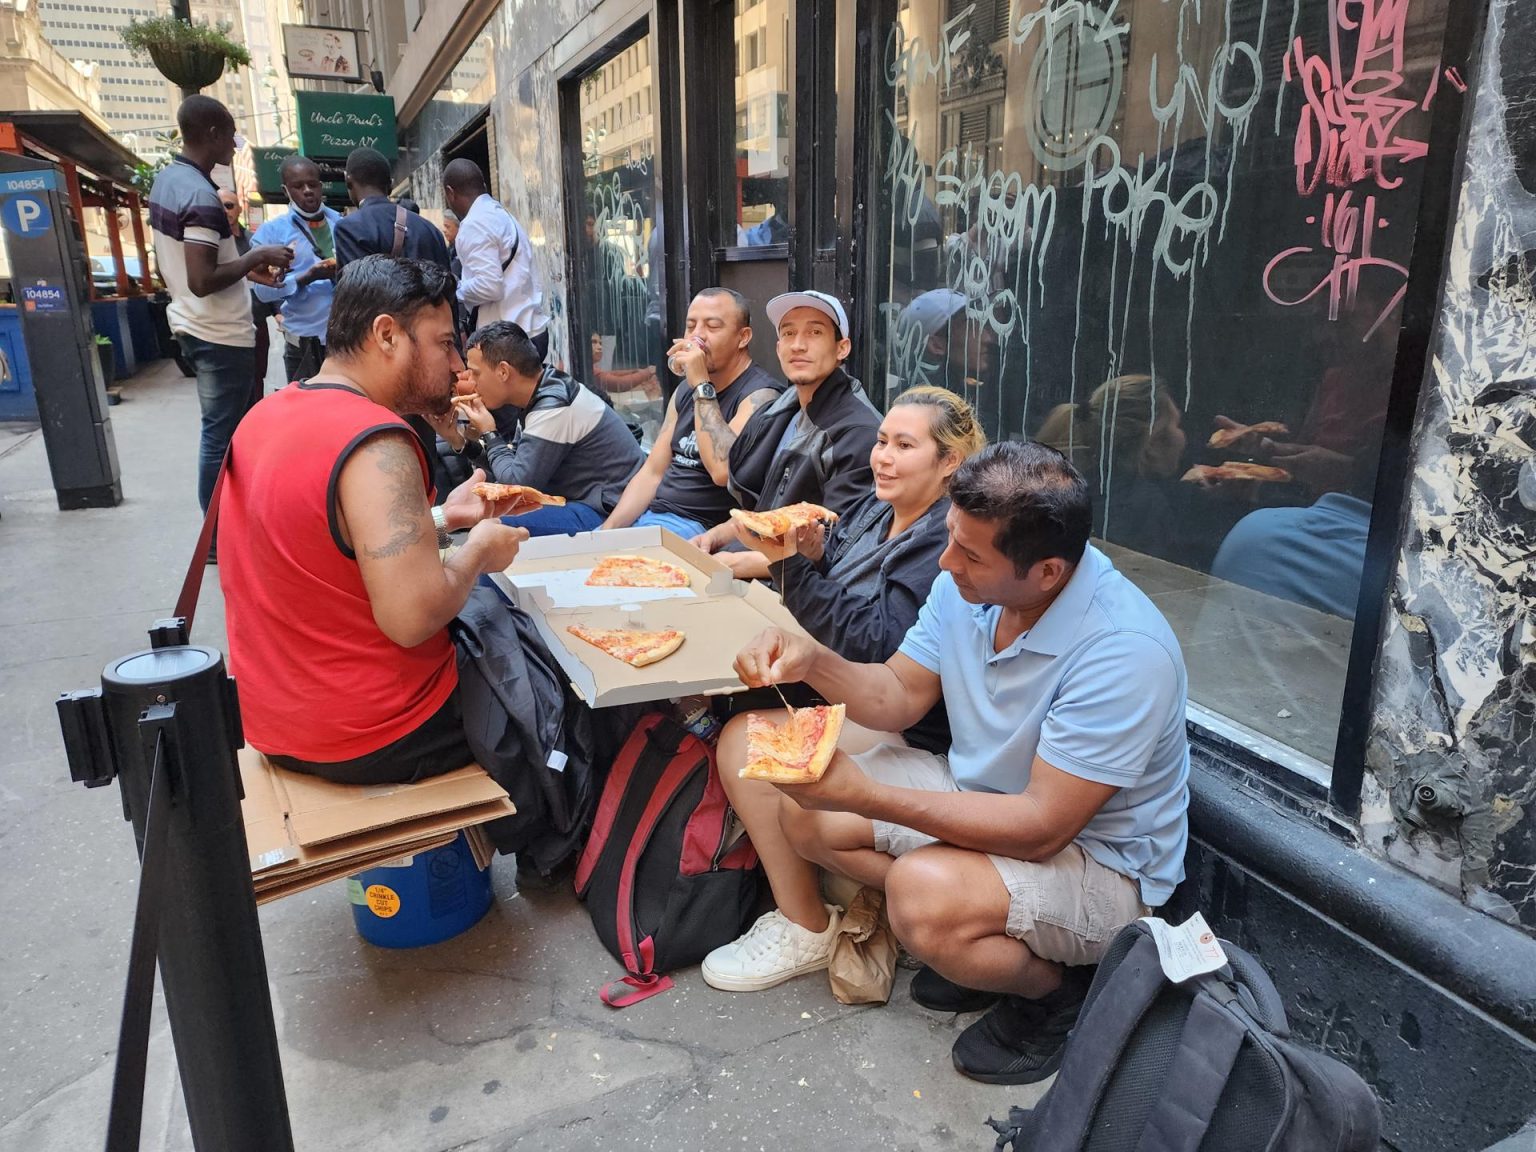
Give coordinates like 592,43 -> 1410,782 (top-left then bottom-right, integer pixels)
0,151 -> 121,509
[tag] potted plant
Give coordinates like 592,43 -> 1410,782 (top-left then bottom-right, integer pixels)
94,334 -> 117,395
122,16 -> 250,98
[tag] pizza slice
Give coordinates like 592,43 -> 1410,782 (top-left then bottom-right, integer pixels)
567,624 -> 685,667
586,554 -> 692,588
729,501 -> 840,541
1207,420 -> 1290,450
471,482 -> 567,506
739,703 -> 846,784
1182,462 -> 1293,484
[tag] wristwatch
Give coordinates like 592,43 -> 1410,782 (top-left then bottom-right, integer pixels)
431,505 -> 452,550
695,382 -> 717,401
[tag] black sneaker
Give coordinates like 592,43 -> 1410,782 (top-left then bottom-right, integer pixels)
951,966 -> 1094,1085
911,965 -> 1000,1013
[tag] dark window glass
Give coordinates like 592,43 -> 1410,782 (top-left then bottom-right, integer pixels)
868,0 -> 1451,772
573,33 -> 666,444
732,0 -> 790,247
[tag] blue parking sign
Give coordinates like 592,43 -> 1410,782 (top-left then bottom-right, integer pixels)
2,195 -> 53,236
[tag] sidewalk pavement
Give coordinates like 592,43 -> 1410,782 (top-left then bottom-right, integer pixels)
0,359 -> 1047,1151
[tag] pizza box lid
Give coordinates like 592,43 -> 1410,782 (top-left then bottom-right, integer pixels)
490,526 -> 810,708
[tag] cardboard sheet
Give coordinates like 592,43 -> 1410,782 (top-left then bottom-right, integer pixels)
490,526 -> 809,708
239,747 -> 515,903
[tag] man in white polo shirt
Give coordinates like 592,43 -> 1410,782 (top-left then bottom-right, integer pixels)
149,95 -> 292,517
709,440 -> 1190,1085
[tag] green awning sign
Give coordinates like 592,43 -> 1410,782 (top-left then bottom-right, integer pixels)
296,92 -> 397,160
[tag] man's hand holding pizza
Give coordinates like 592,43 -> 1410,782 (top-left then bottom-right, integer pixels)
441,468 -> 547,528
735,627 -> 825,690
770,748 -> 873,814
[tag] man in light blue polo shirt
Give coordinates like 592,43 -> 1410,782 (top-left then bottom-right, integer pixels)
707,440 -> 1189,1086
251,154 -> 342,383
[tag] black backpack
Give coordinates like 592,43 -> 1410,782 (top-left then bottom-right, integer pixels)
989,920 -> 1381,1152
574,712 -> 760,1007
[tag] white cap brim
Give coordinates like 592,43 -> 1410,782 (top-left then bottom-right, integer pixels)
765,291 -> 849,336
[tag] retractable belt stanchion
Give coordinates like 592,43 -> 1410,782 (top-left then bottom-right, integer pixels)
57,613 -> 295,1152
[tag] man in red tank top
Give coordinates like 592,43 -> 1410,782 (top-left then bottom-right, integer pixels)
220,256 -> 546,784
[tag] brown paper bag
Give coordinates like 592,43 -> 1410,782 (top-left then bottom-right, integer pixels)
828,886 -> 898,1005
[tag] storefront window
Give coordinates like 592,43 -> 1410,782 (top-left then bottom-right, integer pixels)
572,33 -> 666,443
733,0 -> 791,246
869,0 -> 1450,770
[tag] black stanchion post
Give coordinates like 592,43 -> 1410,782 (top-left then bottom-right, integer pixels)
58,641 -> 294,1152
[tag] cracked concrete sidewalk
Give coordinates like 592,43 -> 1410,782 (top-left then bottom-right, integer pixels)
0,359 -> 1046,1151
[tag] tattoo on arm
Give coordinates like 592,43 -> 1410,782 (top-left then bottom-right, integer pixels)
697,395 -> 735,459
363,436 -> 428,560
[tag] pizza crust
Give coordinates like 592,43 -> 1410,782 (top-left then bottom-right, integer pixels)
729,502 -> 839,541
627,629 -> 685,666
471,482 -> 567,506
739,703 -> 847,784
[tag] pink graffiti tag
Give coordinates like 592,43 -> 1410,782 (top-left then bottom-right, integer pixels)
1263,191 -> 1408,338
1282,0 -> 1428,193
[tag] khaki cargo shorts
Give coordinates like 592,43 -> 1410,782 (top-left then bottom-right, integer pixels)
852,743 -> 1150,967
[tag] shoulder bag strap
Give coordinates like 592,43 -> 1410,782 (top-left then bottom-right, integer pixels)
501,216 -> 520,271
390,203 -> 408,257
1131,987 -> 1250,1152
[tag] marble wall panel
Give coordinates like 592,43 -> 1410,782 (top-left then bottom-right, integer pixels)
1364,0 -> 1536,936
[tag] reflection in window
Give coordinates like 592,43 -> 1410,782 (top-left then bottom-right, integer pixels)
574,34 -> 665,444
871,0 -> 1451,770
733,0 -> 791,246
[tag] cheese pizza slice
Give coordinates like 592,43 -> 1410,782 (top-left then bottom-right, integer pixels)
729,501 -> 840,541
740,703 -> 846,784
1206,420 -> 1290,450
585,554 -> 692,589
567,624 -> 685,667
1182,462 -> 1293,484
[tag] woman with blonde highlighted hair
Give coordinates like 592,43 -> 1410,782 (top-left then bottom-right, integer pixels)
730,384 -> 984,753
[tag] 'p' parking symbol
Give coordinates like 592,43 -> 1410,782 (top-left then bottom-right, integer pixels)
2,195 -> 52,235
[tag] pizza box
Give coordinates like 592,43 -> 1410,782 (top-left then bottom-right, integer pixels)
239,747 -> 516,902
489,526 -> 810,708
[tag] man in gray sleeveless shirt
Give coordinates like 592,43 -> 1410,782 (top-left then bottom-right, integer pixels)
602,288 -> 783,539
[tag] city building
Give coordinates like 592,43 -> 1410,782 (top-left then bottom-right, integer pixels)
323,0 -> 1535,1145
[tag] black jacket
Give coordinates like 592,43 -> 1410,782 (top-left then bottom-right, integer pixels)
771,492 -> 951,752
726,367 -> 882,517
334,196 -> 452,269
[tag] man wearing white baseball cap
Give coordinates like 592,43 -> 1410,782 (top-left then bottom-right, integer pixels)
693,289 -> 882,578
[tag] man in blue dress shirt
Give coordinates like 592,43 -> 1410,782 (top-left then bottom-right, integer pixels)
251,155 -> 342,382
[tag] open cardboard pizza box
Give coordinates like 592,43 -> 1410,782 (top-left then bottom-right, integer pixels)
239,746 -> 513,905
489,525 -> 810,708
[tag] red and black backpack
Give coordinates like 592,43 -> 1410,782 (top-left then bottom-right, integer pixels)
575,712 -> 760,1007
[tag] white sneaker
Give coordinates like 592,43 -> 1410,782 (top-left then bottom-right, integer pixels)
701,905 -> 842,992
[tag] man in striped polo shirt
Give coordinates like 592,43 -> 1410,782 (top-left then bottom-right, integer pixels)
149,95 -> 293,521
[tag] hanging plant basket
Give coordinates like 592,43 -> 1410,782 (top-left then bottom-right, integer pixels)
146,43 -> 228,91
122,17 -> 251,94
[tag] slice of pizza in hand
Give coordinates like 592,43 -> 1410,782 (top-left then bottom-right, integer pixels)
567,624 -> 685,667
1206,420 -> 1290,450
1182,462 -> 1293,484
585,554 -> 692,589
729,501 -> 840,541
471,482 -> 567,506
739,703 -> 846,784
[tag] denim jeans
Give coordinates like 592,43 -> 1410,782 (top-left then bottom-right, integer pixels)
634,509 -> 707,540
502,500 -> 604,536
179,333 -> 255,512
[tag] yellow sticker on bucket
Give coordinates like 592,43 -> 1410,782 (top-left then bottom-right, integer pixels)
365,884 -> 401,919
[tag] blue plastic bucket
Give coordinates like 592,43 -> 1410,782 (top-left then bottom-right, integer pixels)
348,832 -> 492,948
